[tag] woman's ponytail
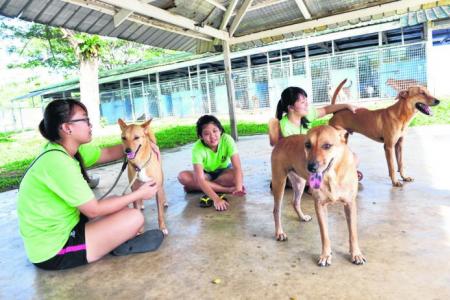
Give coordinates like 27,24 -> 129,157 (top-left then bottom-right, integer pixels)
275,99 -> 285,120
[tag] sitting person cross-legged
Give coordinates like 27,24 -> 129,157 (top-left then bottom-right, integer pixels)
177,115 -> 246,211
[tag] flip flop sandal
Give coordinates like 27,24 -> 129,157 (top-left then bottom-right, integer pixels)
357,170 -> 363,181
218,194 -> 228,202
199,194 -> 228,208
199,195 -> 213,208
111,229 -> 164,256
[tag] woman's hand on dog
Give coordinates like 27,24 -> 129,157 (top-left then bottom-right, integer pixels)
136,178 -> 158,200
346,104 -> 359,114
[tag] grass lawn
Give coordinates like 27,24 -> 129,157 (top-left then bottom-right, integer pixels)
0,99 -> 448,192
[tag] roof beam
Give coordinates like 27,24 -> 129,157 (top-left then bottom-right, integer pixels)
293,0 -> 311,19
315,42 -> 331,52
205,0 -> 227,11
229,0 -> 254,36
232,0 -> 288,16
63,0 -> 213,41
220,0 -> 239,30
113,0 -> 156,28
113,8 -> 132,27
99,0 -> 229,40
230,0 -> 433,45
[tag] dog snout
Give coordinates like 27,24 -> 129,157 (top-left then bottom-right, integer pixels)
433,99 -> 440,106
307,161 -> 319,173
125,148 -> 132,154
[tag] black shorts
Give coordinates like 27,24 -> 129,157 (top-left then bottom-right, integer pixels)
34,215 -> 89,270
205,164 -> 232,181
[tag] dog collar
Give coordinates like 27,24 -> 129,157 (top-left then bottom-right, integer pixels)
129,149 -> 153,173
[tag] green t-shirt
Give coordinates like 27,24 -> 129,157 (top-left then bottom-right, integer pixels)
17,142 -> 101,263
192,133 -> 238,172
279,107 -> 318,137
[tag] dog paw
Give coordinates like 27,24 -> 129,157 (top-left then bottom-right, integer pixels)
276,232 -> 288,241
301,214 -> 312,222
317,253 -> 332,267
164,202 -> 169,208
351,253 -> 366,265
402,176 -> 413,182
392,181 -> 403,187
161,228 -> 169,236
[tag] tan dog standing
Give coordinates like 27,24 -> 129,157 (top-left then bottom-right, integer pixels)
271,125 -> 365,266
330,82 -> 440,186
118,118 -> 168,235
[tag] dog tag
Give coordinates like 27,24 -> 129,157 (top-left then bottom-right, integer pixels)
308,173 -> 322,189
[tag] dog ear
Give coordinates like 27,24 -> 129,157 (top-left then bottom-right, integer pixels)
334,126 -> 349,144
141,118 -> 153,129
397,90 -> 409,100
117,118 -> 127,130
142,118 -> 157,143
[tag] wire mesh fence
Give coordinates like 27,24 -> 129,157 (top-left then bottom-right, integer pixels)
97,42 -> 427,125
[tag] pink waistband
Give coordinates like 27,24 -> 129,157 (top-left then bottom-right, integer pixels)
57,244 -> 86,255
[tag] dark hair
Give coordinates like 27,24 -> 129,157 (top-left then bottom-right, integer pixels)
196,115 -> 225,138
39,99 -> 90,182
275,86 -> 310,129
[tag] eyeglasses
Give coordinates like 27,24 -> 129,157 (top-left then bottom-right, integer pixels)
68,117 -> 91,126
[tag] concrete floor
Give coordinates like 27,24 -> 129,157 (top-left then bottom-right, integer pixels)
1,125 -> 450,299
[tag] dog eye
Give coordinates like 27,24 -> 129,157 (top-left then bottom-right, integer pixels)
322,143 -> 332,150
305,142 -> 312,149
133,136 -> 140,141
121,136 -> 126,141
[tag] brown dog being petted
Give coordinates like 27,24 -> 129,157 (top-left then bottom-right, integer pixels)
118,118 -> 168,235
329,80 -> 440,187
271,125 -> 365,266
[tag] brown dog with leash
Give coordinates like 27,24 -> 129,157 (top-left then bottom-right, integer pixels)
271,125 -> 365,266
329,80 -> 440,186
118,118 -> 168,235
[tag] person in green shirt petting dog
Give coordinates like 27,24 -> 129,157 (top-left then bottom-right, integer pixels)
18,99 -> 161,270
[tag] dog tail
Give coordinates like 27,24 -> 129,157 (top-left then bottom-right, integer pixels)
330,79 -> 347,105
268,118 -> 281,147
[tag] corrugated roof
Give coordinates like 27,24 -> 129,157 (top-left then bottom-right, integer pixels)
400,5 -> 450,26
1,0 -> 447,54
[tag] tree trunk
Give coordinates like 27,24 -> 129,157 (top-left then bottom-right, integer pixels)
79,57 -> 101,131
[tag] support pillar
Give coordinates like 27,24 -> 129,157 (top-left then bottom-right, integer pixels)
222,40 -> 238,140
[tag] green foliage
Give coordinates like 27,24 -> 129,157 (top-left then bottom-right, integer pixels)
0,131 -> 15,143
75,34 -> 104,61
0,18 -> 181,74
1,22 -> 77,70
0,175 -> 21,192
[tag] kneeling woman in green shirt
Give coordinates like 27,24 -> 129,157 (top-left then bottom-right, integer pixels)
178,115 -> 245,211
18,99 -> 158,270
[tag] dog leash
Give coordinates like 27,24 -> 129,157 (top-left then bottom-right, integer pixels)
121,150 -> 154,195
98,157 -> 128,200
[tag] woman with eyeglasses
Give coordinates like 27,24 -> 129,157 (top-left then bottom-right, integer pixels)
17,99 -> 159,270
